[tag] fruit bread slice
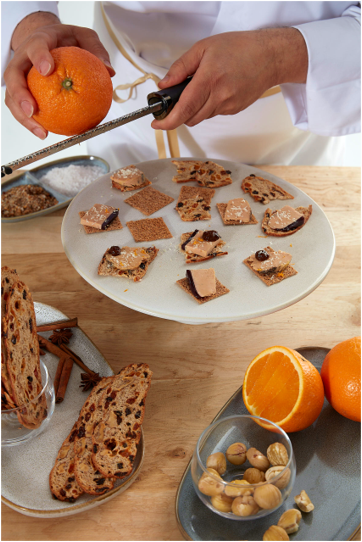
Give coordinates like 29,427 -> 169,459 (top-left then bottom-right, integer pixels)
261,205 -> 312,237
73,376 -> 116,495
242,174 -> 294,204
195,161 -> 233,188
3,280 -> 47,428
49,421 -> 85,502
171,160 -> 203,183
176,185 -> 215,222
1,266 -> 19,409
91,363 -> 152,479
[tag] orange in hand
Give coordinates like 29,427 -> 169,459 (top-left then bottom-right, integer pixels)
27,47 -> 113,136
321,337 -> 361,422
242,346 -> 324,433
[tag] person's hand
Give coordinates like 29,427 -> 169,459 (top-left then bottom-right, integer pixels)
4,12 -> 115,139
151,29 -> 307,131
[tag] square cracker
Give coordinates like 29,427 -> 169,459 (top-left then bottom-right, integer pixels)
216,203 -> 258,225
178,185 -> 215,205
79,211 -> 123,234
124,186 -> 174,216
127,217 -> 172,242
176,277 -> 230,304
243,247 -> 298,286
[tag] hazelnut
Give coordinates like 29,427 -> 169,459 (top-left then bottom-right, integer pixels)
206,452 -> 227,475
211,492 -> 233,513
254,483 -> 282,509
231,495 -> 260,517
246,447 -> 270,471
198,468 -> 224,497
267,443 -> 289,466
263,525 -> 289,541
224,479 -> 253,498
294,489 -> 314,512
243,467 -> 265,484
226,442 -> 247,465
278,508 -> 302,534
265,466 -> 291,490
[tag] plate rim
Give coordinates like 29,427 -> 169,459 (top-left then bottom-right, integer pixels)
61,157 -> 336,324
1,301 -> 145,518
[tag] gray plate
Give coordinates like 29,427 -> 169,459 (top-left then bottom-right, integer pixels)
1,302 -> 144,518
1,155 -> 109,223
176,347 -> 361,541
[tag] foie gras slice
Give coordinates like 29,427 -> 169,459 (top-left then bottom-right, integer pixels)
106,246 -> 151,270
184,230 -> 222,257
224,198 -> 252,222
80,203 -> 119,230
249,248 -> 292,275
186,268 -> 216,298
267,205 -> 304,231
111,165 -> 145,188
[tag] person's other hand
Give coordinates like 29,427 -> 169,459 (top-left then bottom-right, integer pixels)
4,12 -> 115,139
151,29 -> 307,131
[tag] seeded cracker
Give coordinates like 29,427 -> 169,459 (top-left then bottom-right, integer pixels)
124,186 -> 174,216
79,211 -> 123,233
176,277 -> 230,304
127,217 -> 172,242
216,203 -> 258,225
243,247 -> 298,286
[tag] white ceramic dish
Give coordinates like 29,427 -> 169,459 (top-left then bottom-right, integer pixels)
1,302 -> 144,518
61,157 -> 335,324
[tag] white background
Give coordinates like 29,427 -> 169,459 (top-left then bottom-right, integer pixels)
1,1 -> 361,169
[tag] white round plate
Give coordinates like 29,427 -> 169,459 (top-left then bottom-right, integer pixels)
61,158 -> 335,324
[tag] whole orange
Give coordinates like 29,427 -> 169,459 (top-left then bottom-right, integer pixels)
27,47 -> 113,136
242,346 -> 325,433
320,337 -> 361,422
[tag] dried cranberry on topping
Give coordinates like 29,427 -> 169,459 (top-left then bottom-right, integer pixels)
108,246 -> 121,256
255,250 -> 270,262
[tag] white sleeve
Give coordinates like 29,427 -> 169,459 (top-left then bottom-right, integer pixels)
1,1 -> 59,85
281,5 -> 361,136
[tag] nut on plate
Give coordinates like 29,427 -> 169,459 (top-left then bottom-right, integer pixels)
231,495 -> 260,517
267,442 -> 289,466
246,447 -> 270,471
198,468 -> 224,497
243,467 -> 265,484
226,442 -> 247,465
211,492 -> 233,513
294,489 -> 314,512
265,466 -> 291,490
224,479 -> 252,498
254,483 -> 282,509
263,525 -> 289,541
278,508 -> 302,534
206,452 -> 227,475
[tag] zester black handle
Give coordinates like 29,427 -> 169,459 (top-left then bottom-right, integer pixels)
147,76 -> 192,120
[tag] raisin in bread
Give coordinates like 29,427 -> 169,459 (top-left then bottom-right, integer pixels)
49,422 -> 84,502
73,376 -> 116,495
242,174 -> 294,204
3,280 -> 47,428
92,363 -> 152,479
1,267 -> 19,408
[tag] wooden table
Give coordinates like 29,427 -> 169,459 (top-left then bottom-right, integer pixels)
1,166 -> 360,541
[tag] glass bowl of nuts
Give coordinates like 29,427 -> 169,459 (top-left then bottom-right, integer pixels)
1,360 -> 55,447
191,414 -> 296,520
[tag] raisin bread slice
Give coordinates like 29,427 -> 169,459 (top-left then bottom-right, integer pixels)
171,160 -> 203,183
242,174 -> 294,204
3,281 -> 47,428
195,161 -> 233,188
49,422 -> 84,502
1,267 -> 19,407
261,205 -> 312,237
73,376 -> 116,495
92,363 -> 152,479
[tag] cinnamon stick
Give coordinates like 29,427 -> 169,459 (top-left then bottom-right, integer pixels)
37,335 -> 66,359
53,356 -> 66,395
56,357 -> 74,403
59,344 -> 97,376
37,317 -> 78,333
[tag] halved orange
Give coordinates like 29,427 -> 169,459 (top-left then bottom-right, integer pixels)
242,346 -> 324,433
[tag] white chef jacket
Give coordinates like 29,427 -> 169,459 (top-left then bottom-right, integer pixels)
1,1 -> 361,169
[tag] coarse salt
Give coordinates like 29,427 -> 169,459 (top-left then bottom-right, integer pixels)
39,164 -> 105,197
